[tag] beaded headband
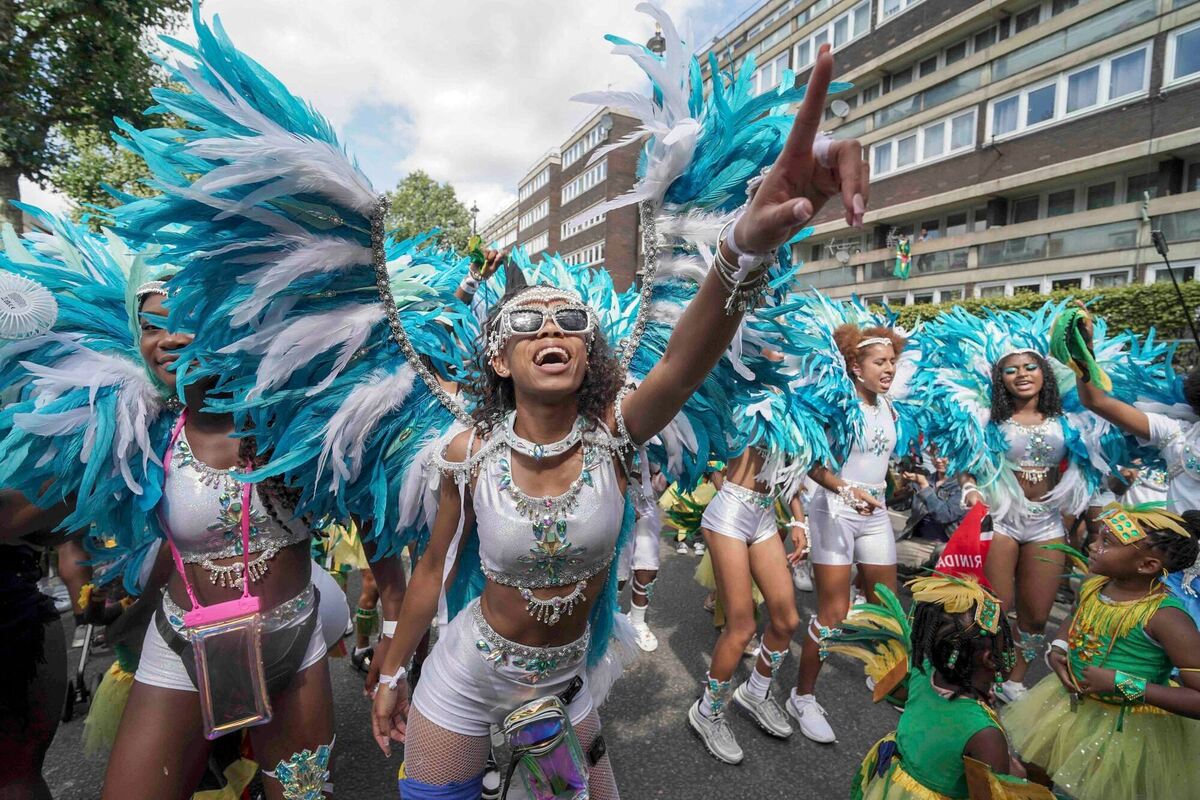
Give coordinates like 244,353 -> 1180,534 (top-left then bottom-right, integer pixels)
1098,501 -> 1191,546
856,336 -> 894,350
485,285 -> 595,359
908,574 -> 1003,634
135,280 -> 169,300
999,347 -> 1040,360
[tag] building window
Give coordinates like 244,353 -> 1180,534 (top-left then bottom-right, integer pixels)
1151,265 -> 1195,283
561,202 -> 606,240
1126,172 -> 1157,203
870,109 -> 976,178
918,56 -> 938,78
1091,271 -> 1128,287
979,284 -> 1007,298
861,83 -> 880,104
1052,276 -> 1083,291
564,241 -> 605,267
1012,196 -> 1040,223
795,1 -> 871,69
1052,0 -> 1080,13
1014,5 -> 1043,34
879,0 -> 925,25
946,212 -> 968,237
1013,282 -> 1041,295
519,168 -> 550,202
971,206 -> 989,232
1047,189 -> 1076,217
524,232 -> 549,255
1166,21 -> 1200,87
562,123 -> 608,169
1087,182 -> 1116,209
889,65 -> 913,91
987,43 -> 1151,142
753,52 -> 790,95
944,40 -> 968,65
1188,163 -> 1200,192
939,288 -> 964,302
495,228 -> 517,249
561,159 -> 607,204
519,200 -> 549,230
974,26 -> 998,52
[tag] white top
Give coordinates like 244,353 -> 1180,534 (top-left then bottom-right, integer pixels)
1000,417 -> 1066,472
1141,413 -> 1200,512
841,398 -> 897,486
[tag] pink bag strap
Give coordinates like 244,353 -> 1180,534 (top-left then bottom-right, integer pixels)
161,410 -> 255,610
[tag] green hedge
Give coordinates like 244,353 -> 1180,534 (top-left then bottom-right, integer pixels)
883,280 -> 1200,339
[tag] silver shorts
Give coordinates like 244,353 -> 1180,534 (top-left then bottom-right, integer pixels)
992,505 -> 1066,544
808,487 -> 895,566
700,483 -> 777,546
410,599 -> 593,737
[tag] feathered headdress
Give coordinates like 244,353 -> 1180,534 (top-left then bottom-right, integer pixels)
1097,501 -> 1191,544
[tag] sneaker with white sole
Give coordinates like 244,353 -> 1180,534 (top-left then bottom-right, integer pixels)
851,590 -> 868,609
688,700 -> 744,765
733,684 -> 793,738
994,680 -> 1028,705
693,542 -> 706,556
630,619 -> 659,652
792,562 -> 814,592
787,691 -> 836,743
676,541 -> 690,554
743,634 -> 761,659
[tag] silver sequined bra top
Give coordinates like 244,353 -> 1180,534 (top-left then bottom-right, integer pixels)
472,442 -> 625,590
161,428 -> 309,564
1001,417 -> 1066,482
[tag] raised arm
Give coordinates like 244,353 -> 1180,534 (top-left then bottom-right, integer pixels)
620,45 -> 868,445
1073,305 -> 1151,439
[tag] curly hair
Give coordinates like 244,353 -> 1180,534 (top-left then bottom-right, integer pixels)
990,351 -> 1062,423
832,323 -> 906,376
237,436 -> 304,534
1145,510 -> 1200,573
1184,367 -> 1200,417
911,601 -> 1016,703
466,301 -> 624,434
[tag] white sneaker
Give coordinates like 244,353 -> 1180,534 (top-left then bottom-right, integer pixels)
693,541 -> 706,556
743,634 -> 761,659
733,683 -> 793,738
994,680 -> 1028,705
787,691 -> 836,743
792,561 -> 814,592
851,589 -> 868,609
676,541 -> 690,554
688,700 -> 744,765
630,618 -> 659,652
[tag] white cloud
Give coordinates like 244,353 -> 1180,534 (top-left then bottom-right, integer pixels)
17,178 -> 69,216
193,0 -> 739,222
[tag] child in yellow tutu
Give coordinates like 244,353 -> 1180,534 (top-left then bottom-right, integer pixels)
835,575 -> 1052,799
1003,504 -> 1200,800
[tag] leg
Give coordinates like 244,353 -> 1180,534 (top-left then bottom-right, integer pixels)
857,562 -> 897,602
58,540 -> 91,642
253,659 -> 336,800
1009,537 -> 1066,684
701,529 -> 757,683
983,533 -> 1024,687
628,569 -> 659,651
576,711 -> 618,800
0,617 -> 66,800
355,567 -> 379,651
789,563 -> 851,744
400,707 -> 490,791
100,681 -> 212,800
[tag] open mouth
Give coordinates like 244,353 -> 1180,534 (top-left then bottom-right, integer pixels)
158,355 -> 178,369
532,345 -> 571,373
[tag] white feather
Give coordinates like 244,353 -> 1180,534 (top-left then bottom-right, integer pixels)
318,365 -> 416,486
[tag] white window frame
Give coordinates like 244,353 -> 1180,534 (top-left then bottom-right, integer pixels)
562,123 -> 609,169
1165,20 -> 1200,89
564,240 -> 605,267
1145,262 -> 1197,284
753,51 -> 790,95
869,108 -> 977,179
1088,268 -> 1132,288
523,232 -> 549,255
794,1 -> 871,70
518,168 -> 550,202
495,228 -> 518,249
561,201 -> 606,240
561,159 -> 607,205
518,200 -> 549,231
986,41 -> 1152,144
878,0 -> 926,27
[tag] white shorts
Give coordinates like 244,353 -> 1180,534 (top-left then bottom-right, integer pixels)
700,483 -> 777,546
310,561 -> 350,650
619,507 -> 662,581
808,487 -> 896,566
411,599 -> 593,737
992,505 -> 1066,544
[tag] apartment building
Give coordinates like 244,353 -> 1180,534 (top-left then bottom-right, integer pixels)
697,0 -> 1200,304
479,108 -> 643,290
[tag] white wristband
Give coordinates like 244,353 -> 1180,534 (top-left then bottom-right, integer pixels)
378,664 -> 408,690
458,275 -> 480,296
1045,639 -> 1069,668
786,520 -> 808,530
381,619 -> 398,638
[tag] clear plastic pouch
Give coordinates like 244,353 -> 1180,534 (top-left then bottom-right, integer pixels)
502,696 -> 588,800
189,609 -> 272,739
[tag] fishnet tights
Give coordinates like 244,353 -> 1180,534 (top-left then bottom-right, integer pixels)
402,708 -> 619,798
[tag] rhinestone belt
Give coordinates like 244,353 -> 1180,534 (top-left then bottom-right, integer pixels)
722,482 -> 774,509
162,583 -> 316,633
471,601 -> 589,684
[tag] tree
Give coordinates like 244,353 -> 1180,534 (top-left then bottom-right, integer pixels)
384,170 -> 473,252
47,125 -> 158,225
0,0 -> 190,229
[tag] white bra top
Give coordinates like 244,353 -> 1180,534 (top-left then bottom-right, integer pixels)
472,439 -> 625,590
1000,417 -> 1066,472
160,428 -> 308,562
841,398 -> 897,486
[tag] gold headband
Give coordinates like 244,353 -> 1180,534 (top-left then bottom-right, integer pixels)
908,573 -> 1003,634
1098,502 -> 1190,546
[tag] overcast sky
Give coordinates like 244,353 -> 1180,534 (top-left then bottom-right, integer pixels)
23,0 -> 750,224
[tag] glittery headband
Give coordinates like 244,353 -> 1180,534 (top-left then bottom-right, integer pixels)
135,280 -> 168,299
856,336 -> 893,349
1098,501 -> 1191,546
486,285 -> 595,359
999,347 -> 1040,360
908,574 -> 1003,634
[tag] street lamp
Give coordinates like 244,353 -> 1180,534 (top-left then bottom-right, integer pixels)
646,24 -> 666,55
470,201 -> 480,235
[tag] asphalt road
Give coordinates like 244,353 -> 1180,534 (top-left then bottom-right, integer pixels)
44,542 -> 1055,799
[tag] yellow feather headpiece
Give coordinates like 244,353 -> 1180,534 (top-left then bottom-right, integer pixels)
907,573 -> 1003,634
1098,501 -> 1190,546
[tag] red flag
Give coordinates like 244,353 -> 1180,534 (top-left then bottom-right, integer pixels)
935,503 -> 993,587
